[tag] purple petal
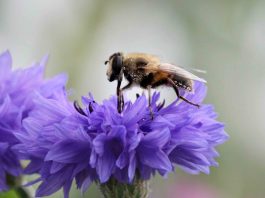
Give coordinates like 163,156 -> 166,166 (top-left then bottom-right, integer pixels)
0,143 -> 9,154
81,176 -> 93,194
116,151 -> 128,169
109,126 -> 126,141
123,96 -> 147,125
97,152 -> 115,183
128,151 -> 136,182
0,96 -> 11,118
138,147 -> 172,171
50,162 -> 65,174
142,128 -> 171,148
24,160 -> 42,174
2,151 -> 21,176
45,140 -> 90,163
93,134 -> 107,156
63,179 -> 72,198
36,166 -> 73,197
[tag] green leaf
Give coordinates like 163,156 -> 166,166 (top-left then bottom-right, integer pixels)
0,190 -> 19,198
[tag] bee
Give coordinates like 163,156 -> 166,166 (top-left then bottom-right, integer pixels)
105,52 -> 206,114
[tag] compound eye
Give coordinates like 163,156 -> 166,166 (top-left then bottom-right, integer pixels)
112,55 -> 122,73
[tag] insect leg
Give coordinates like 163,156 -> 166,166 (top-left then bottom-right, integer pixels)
117,79 -> 123,113
118,80 -> 133,112
167,78 -> 200,108
120,91 -> 124,112
147,85 -> 154,119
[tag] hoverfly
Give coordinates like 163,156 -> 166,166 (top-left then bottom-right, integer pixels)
105,52 -> 206,114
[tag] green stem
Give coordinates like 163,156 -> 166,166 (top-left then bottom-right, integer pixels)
14,187 -> 31,198
99,177 -> 150,198
6,175 -> 31,198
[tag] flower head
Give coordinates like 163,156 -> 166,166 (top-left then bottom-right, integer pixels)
16,81 -> 228,198
0,51 -> 67,191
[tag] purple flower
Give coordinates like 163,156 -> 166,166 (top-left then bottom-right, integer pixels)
16,80 -> 228,198
0,51 -> 67,191
87,83 -> 228,181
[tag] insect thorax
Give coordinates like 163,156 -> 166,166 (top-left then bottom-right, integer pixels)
123,66 -> 146,83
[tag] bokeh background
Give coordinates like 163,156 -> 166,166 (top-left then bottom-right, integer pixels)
1,0 -> 265,198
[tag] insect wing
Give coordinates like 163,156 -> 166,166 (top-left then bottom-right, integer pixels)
159,63 -> 207,83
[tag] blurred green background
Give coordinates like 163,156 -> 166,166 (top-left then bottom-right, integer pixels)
1,0 -> 265,198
